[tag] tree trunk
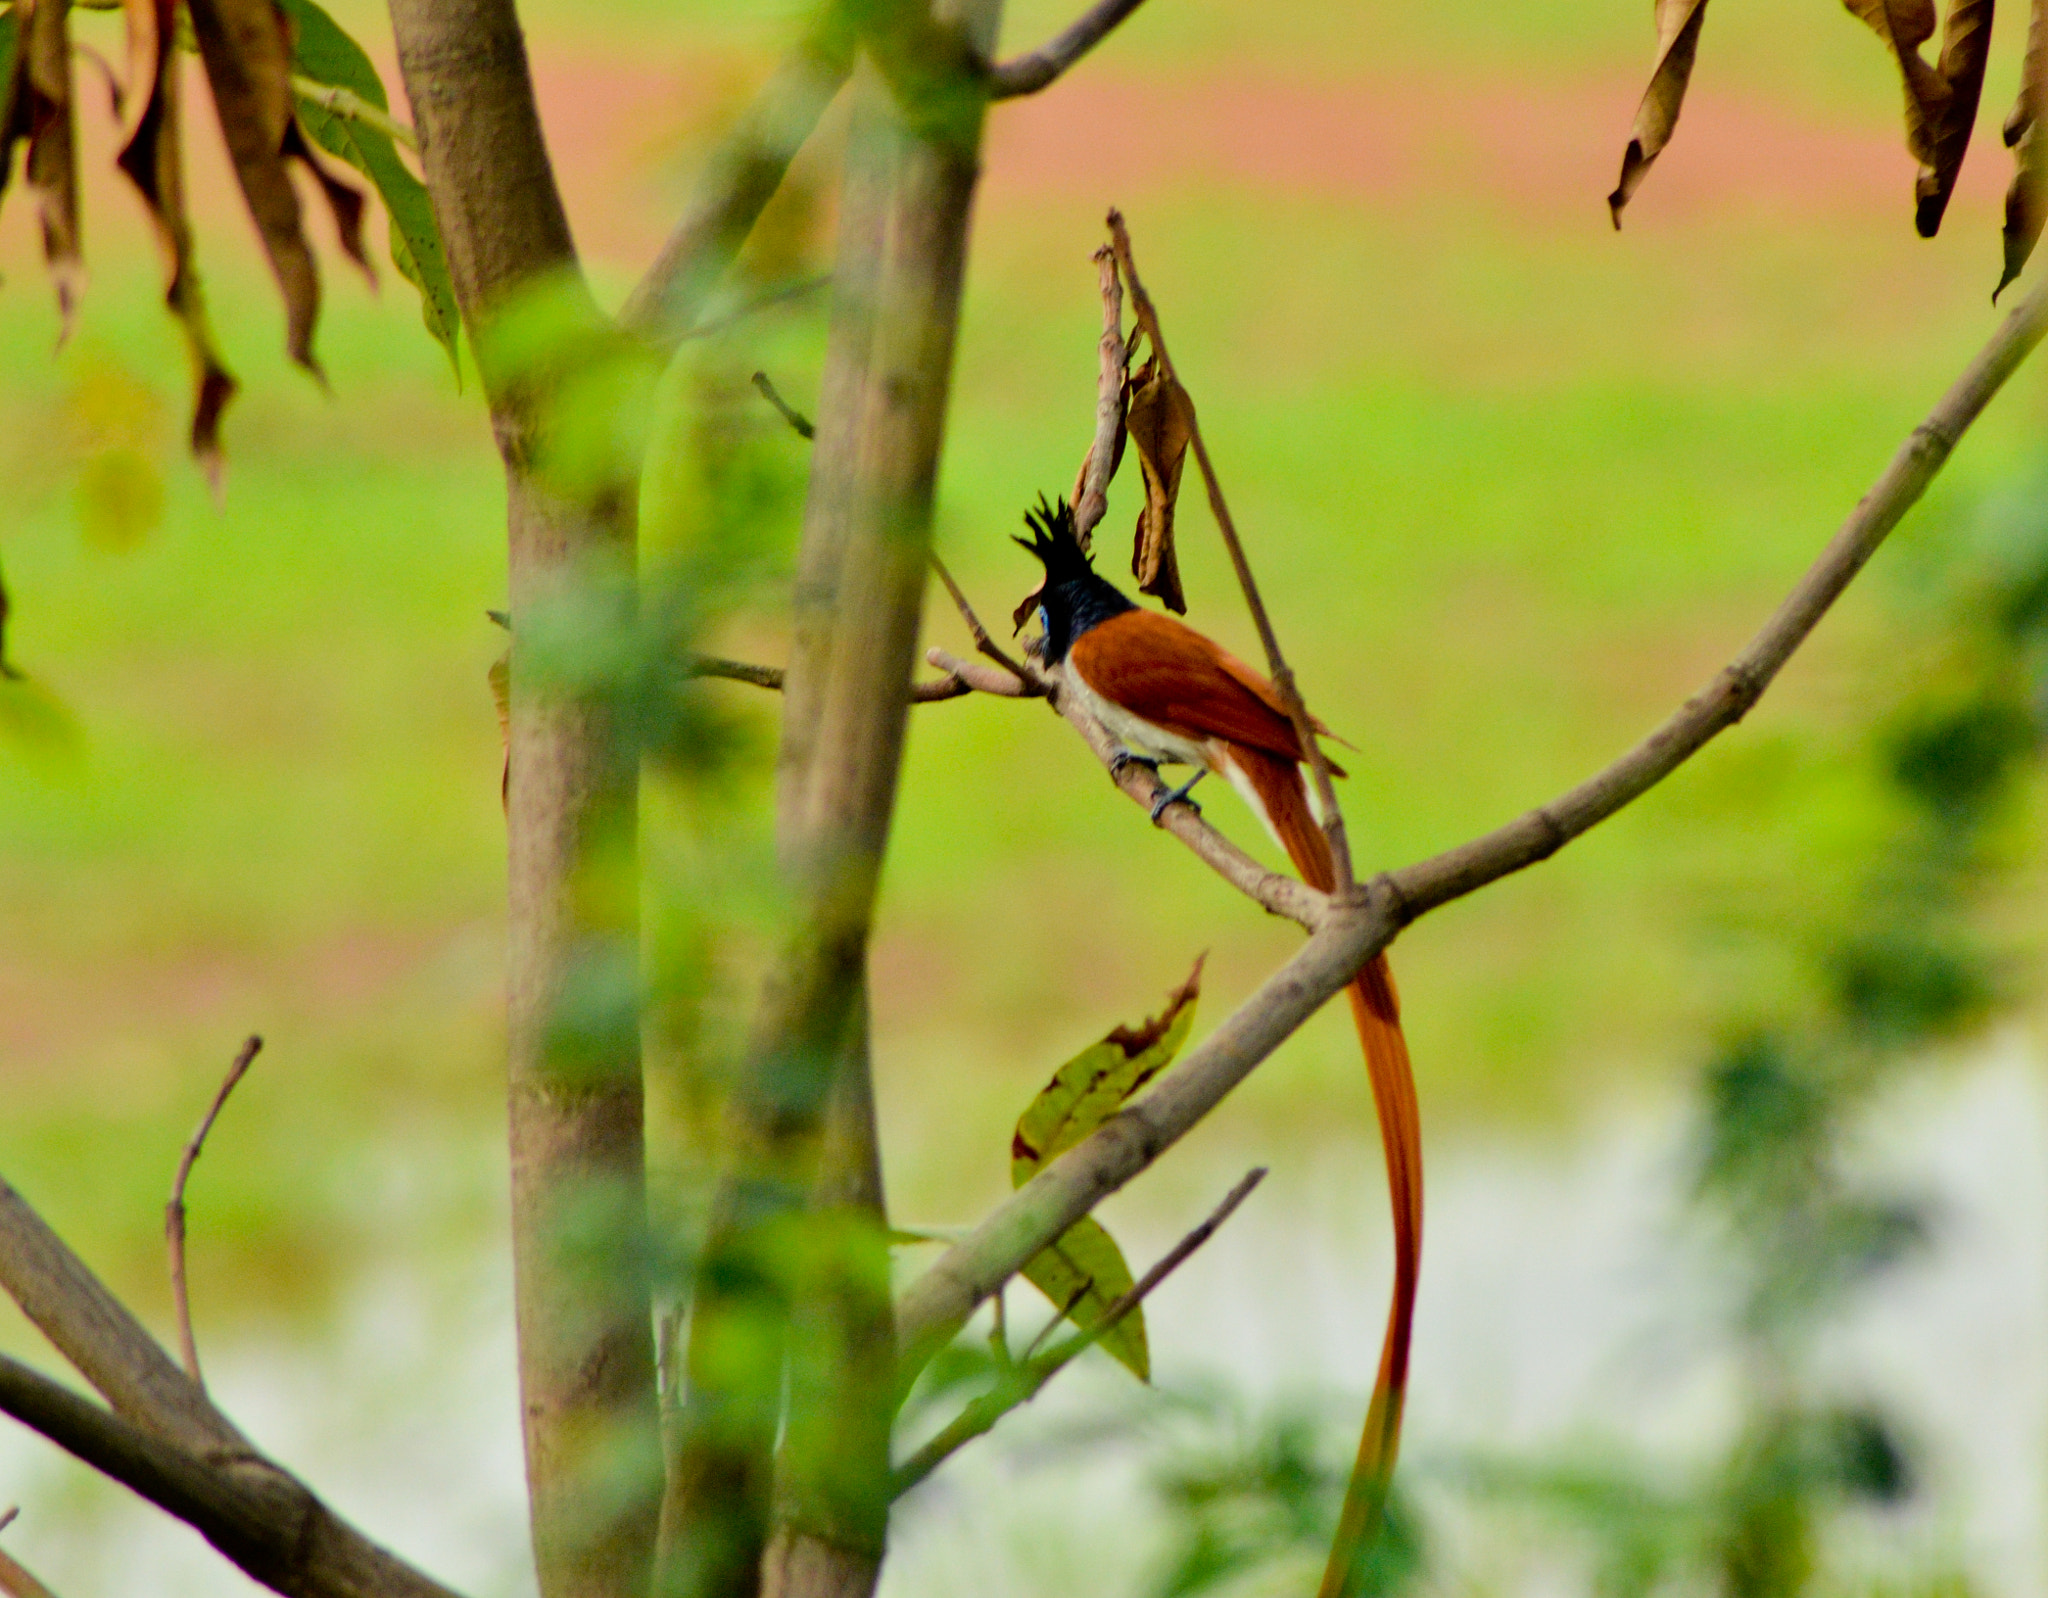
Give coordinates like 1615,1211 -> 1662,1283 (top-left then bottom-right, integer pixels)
386,6 -> 659,1597
660,3 -> 1003,1590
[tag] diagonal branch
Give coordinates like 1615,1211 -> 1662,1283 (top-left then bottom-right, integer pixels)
894,268 -> 2048,1380
691,654 -> 974,702
0,1353 -> 465,1598
0,1176 -> 463,1598
891,1166 -> 1264,1496
618,8 -> 855,348
986,0 -> 1152,98
1069,245 -> 1128,548
1107,210 -> 1355,893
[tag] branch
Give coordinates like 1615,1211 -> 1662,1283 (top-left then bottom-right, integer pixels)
618,12 -> 854,348
0,1177 -> 464,1598
751,371 -> 816,439
167,1036 -> 262,1387
0,1509 -> 57,1598
1108,210 -> 1354,892
894,268 -> 2048,1378
0,1354 -> 465,1598
690,654 -> 973,702
290,78 -> 417,151
930,554 -> 1042,686
891,1166 -> 1264,1496
1069,246 -> 1127,548
986,0 -> 1152,98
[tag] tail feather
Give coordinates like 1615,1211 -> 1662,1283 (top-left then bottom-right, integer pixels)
1229,746 -> 1422,1598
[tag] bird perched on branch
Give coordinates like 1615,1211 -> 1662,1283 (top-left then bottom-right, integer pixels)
1017,496 -> 1421,1582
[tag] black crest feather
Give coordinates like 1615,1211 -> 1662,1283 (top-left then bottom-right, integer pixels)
1014,495 -> 1092,584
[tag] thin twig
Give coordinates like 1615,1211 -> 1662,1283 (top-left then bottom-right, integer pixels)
895,270 -> 2048,1380
1107,210 -> 1355,893
751,371 -> 816,439
1070,246 -> 1127,549
925,647 -> 1034,697
291,76 -> 419,151
987,0 -> 1152,97
930,552 -> 1042,684
167,1037 -> 261,1388
892,1167 -> 1265,1496
691,653 -> 972,702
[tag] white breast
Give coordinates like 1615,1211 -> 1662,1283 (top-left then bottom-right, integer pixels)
1063,665 -> 1214,769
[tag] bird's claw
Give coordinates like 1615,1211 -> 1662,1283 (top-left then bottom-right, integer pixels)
1110,751 -> 1160,780
1147,770 -> 1207,823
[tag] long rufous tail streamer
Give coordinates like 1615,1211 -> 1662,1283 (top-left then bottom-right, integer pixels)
1233,746 -> 1421,1598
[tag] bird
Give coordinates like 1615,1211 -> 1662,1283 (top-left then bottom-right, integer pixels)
1016,495 -> 1421,1579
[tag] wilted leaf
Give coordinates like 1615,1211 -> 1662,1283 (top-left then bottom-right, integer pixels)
1998,0 -> 2046,296
1011,955 -> 1203,1179
186,0 -> 363,375
1126,353 -> 1193,615
1019,1214 -> 1146,1380
1843,0 -> 1993,237
0,0 -> 85,337
1609,0 -> 1710,227
282,0 -> 460,376
1008,958 -> 1202,1382
114,0 -> 239,479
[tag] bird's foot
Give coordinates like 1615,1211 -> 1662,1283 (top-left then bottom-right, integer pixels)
1149,770 -> 1207,823
1110,751 -> 1160,781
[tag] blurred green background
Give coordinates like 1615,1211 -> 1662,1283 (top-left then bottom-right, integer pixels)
1,0 -> 2045,1591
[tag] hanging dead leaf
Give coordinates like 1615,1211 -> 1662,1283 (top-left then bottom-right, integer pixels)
1918,0 -> 1994,236
1125,353 -> 1192,615
186,0 -> 359,375
1999,0 -> 2046,296
1843,0 -> 1993,238
1609,0 -> 1710,227
115,0 -> 239,481
0,0 -> 86,338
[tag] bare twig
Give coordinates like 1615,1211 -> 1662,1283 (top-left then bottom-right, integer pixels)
618,11 -> 854,348
924,647 -> 1034,697
1107,210 -> 1355,893
680,273 -> 831,344
692,653 -> 973,702
1070,247 -> 1127,547
751,371 -> 817,439
167,1036 -> 261,1388
290,77 -> 418,151
987,0 -> 1152,98
930,553 -> 1040,684
892,1167 -> 1265,1496
0,1512 -> 14,1537
896,269 -> 2048,1379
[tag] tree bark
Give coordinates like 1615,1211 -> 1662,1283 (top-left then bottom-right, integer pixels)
386,6 -> 658,1597
660,5 -> 1003,1590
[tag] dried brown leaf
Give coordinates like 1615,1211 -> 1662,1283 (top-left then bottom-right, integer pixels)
1843,0 -> 1993,237
186,0 -> 330,374
1918,0 -> 1994,236
115,0 -> 239,481
1998,0 -> 2046,296
1125,353 -> 1192,615
1609,0 -> 1710,227
3,0 -> 85,338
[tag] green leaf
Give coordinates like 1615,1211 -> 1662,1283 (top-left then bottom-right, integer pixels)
279,0 -> 460,377
1008,957 -> 1204,1383
1011,954 -> 1203,1182
1020,1214 -> 1147,1380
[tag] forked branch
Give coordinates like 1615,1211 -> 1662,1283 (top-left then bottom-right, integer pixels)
895,269 -> 2048,1375
891,1165 -> 1265,1496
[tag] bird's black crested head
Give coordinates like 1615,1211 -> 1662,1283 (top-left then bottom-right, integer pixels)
1013,496 -> 1094,586
1013,494 -> 1133,665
